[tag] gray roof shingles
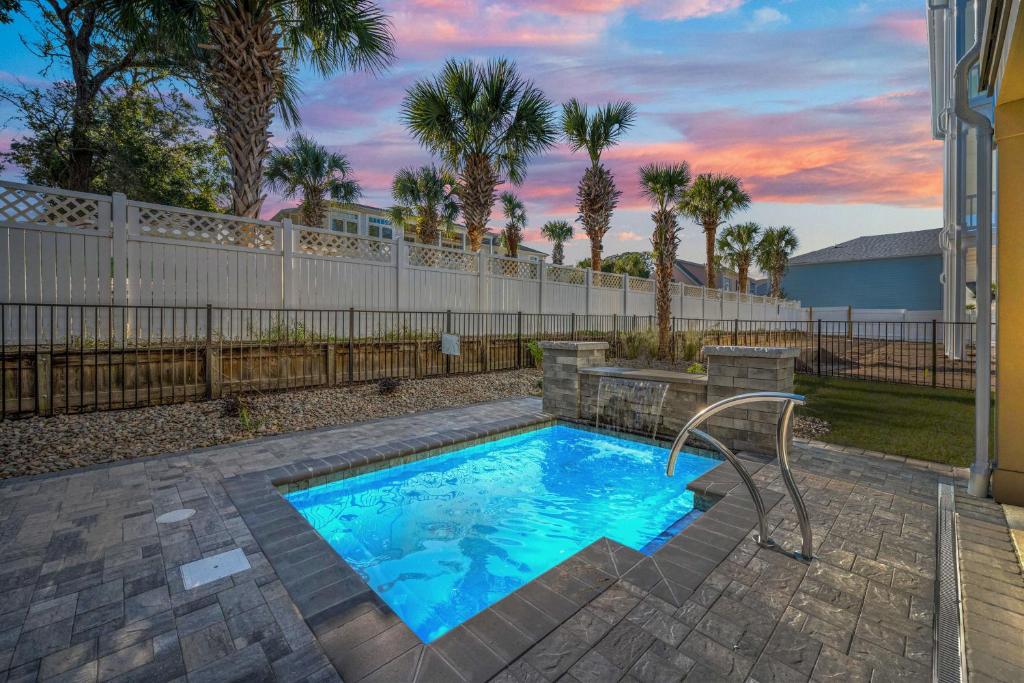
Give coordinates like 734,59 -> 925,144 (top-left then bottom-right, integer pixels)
789,228 -> 942,266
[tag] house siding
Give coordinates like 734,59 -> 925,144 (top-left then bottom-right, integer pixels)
782,255 -> 942,309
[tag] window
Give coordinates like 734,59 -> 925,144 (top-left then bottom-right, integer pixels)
368,215 -> 393,240
331,211 -> 359,234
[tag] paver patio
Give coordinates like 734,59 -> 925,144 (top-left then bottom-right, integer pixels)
0,398 -> 1021,682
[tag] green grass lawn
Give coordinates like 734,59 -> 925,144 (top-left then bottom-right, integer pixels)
794,375 -> 990,467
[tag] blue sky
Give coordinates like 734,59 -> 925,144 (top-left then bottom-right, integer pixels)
0,0 -> 941,266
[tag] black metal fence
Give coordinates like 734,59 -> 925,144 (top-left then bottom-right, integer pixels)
0,303 -> 987,419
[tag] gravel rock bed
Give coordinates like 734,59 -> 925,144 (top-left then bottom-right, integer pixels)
793,415 -> 831,440
0,369 -> 543,480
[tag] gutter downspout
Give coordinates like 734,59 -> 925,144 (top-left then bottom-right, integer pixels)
954,0 -> 994,497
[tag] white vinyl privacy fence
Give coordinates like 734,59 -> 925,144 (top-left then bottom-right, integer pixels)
1,180 -> 803,320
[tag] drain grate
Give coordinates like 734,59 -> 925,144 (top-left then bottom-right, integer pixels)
934,482 -> 964,683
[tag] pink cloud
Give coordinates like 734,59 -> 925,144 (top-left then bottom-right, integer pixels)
872,10 -> 927,45
386,0 -> 747,56
618,230 -> 646,241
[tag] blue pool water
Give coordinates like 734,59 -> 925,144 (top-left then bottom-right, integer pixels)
285,425 -> 718,642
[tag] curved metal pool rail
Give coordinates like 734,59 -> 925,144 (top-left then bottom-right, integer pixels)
666,391 -> 813,559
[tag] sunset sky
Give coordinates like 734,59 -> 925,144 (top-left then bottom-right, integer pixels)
0,0 -> 942,266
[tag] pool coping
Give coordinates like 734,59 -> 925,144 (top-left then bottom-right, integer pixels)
222,412 -> 783,682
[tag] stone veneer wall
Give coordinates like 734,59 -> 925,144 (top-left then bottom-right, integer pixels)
704,345 -> 800,453
539,341 -> 798,455
539,341 -> 610,419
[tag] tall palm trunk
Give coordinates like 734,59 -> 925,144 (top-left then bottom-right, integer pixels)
703,221 -> 718,289
461,153 -> 498,251
299,191 -> 325,227
205,2 -> 283,218
551,241 -> 564,265
771,270 -> 782,298
419,212 -> 440,245
578,163 -> 619,272
504,228 -> 519,258
737,261 -> 748,293
651,208 -> 678,360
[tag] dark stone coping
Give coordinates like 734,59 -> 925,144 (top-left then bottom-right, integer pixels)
537,340 -> 610,350
579,366 -> 708,385
223,412 -> 775,682
702,345 -> 801,358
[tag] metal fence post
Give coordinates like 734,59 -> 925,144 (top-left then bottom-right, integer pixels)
445,309 -> 452,375
571,312 -> 576,341
816,319 -> 822,376
733,318 -> 739,346
347,307 -> 355,383
612,313 -> 618,357
932,319 -> 938,387
516,311 -> 523,368
205,304 -> 212,397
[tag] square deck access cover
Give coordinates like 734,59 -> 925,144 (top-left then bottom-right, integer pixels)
180,548 -> 251,590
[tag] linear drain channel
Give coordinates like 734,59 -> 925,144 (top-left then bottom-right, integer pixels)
934,482 -> 964,683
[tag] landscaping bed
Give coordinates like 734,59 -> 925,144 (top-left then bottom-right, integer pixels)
0,368 -> 542,479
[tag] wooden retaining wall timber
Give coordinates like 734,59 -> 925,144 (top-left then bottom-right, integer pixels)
0,335 -> 553,417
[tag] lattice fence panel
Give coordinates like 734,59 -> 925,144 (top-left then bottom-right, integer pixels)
408,244 -> 478,272
629,277 -> 655,292
136,206 -> 277,249
490,257 -> 538,279
545,265 -> 586,285
592,271 -> 624,289
0,185 -> 106,231
298,229 -> 392,262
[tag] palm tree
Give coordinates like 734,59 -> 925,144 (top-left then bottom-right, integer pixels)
681,173 -> 751,290
263,133 -> 360,227
541,220 -> 573,265
500,192 -> 527,258
402,58 -> 557,252
561,98 -> 636,272
639,162 -> 692,359
121,0 -> 395,217
716,222 -> 761,294
389,165 -> 459,245
756,226 -> 799,298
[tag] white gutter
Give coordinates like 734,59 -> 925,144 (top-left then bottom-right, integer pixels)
953,0 -> 994,497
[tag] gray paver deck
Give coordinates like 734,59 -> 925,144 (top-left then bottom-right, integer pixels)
0,398 -> 1020,682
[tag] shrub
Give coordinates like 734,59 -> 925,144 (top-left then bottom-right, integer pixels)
526,340 -> 544,367
686,362 -> 706,374
619,329 -> 658,360
682,328 -> 706,361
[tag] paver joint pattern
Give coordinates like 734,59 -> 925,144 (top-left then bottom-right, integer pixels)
0,398 -> 1017,683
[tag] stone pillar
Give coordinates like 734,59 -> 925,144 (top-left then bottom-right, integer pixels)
539,341 -> 608,419
704,346 -> 799,454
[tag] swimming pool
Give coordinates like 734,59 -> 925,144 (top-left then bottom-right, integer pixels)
285,424 -> 719,642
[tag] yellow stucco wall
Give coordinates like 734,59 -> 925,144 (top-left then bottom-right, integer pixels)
991,13 -> 1024,504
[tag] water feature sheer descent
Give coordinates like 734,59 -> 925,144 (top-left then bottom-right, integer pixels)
595,377 -> 670,438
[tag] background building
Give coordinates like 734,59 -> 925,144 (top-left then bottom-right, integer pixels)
672,259 -> 739,291
272,201 -> 548,261
782,229 -> 944,310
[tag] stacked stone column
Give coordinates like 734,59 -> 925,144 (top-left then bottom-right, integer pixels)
704,346 -> 799,454
538,341 -> 609,419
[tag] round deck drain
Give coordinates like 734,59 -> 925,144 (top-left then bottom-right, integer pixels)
156,508 -> 195,524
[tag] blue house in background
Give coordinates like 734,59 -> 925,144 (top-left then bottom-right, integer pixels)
782,229 -> 943,310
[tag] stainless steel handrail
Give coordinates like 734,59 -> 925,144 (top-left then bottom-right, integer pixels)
666,391 -> 813,559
